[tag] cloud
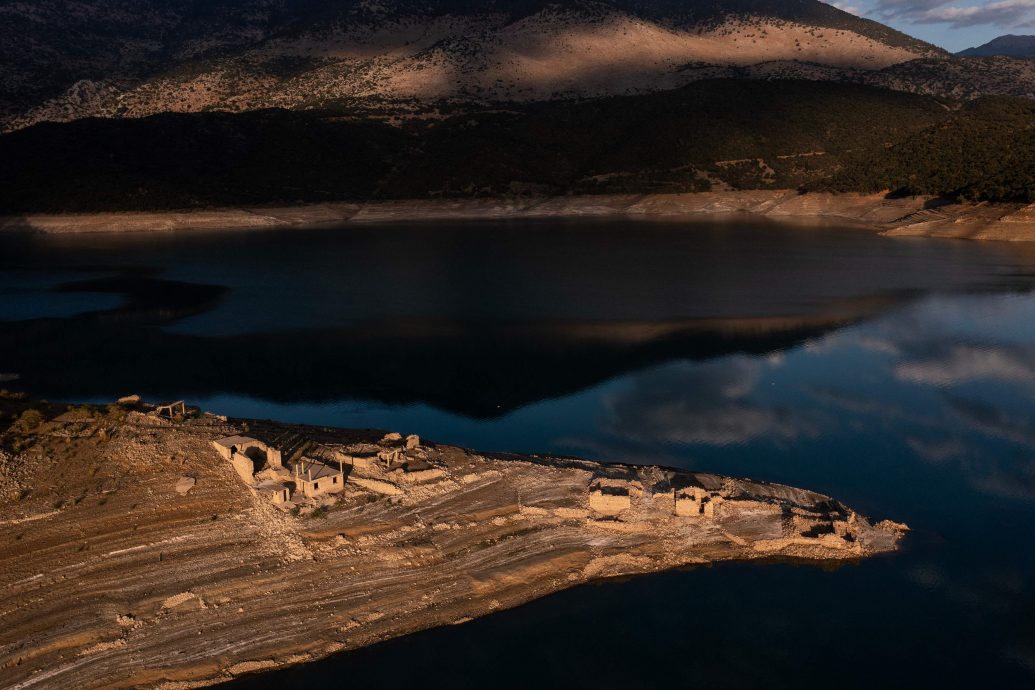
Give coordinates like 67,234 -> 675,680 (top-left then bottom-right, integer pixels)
907,435 -> 968,463
895,344 -> 1035,386
968,459 -> 1035,500
874,0 -> 1035,28
904,395 -> 1035,500
856,336 -> 901,356
947,395 -> 1035,446
603,358 -> 818,447
875,0 -> 953,13
830,1 -> 864,15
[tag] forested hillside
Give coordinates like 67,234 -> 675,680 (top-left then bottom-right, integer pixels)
3,80 -> 1033,213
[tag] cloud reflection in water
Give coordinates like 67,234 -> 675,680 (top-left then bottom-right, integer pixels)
580,291 -> 1035,503
602,357 -> 818,448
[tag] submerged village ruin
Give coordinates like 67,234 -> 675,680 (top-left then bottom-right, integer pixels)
0,395 -> 908,689
210,417 -> 869,551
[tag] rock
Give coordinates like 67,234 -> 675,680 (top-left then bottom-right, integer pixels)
117,394 -> 141,406
380,432 -> 402,444
175,476 -> 196,495
162,592 -> 197,609
405,434 -> 420,449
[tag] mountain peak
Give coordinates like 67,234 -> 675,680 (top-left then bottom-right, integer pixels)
958,34 -> 1035,58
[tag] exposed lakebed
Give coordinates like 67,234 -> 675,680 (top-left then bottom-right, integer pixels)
3,217 -> 1035,688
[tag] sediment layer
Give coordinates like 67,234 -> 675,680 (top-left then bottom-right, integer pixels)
2,192 -> 1031,241
0,399 -> 907,689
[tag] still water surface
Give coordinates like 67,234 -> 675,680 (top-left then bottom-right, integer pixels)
2,218 -> 1035,688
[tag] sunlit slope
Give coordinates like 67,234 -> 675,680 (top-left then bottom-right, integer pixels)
1,0 -> 940,129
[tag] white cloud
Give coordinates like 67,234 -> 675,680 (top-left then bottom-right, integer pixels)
830,2 -> 864,15
875,0 -> 1035,28
603,359 -> 818,447
906,435 -> 967,463
895,345 -> 1035,386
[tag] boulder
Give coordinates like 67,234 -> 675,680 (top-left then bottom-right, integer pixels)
175,476 -> 196,495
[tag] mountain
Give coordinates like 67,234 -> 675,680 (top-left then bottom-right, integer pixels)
859,56 -> 1035,100
0,0 -> 942,131
4,1 -> 1033,210
958,35 -> 1035,58
4,79 -> 1034,214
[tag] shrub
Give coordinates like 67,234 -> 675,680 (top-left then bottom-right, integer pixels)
14,409 -> 43,433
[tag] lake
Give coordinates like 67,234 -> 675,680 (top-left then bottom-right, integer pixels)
2,216 -> 1035,688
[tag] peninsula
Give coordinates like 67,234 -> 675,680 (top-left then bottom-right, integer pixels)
0,396 -> 907,689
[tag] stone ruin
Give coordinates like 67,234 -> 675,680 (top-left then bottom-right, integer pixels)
153,401 -> 188,419
212,434 -> 309,508
375,431 -> 433,474
293,456 -> 347,500
588,477 -> 644,516
212,435 -> 283,485
674,486 -> 725,518
794,511 -> 862,548
212,430 -> 446,512
580,469 -> 757,524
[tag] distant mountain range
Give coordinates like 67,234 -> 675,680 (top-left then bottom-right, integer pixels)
958,35 -> 1035,58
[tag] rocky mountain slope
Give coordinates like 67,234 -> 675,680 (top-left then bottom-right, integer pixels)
958,34 -> 1035,58
0,0 -> 942,130
857,56 -> 1035,100
5,1 -> 1032,207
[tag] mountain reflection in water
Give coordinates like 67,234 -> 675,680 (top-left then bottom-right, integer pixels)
3,218 -> 1035,688
1,218 -> 1032,417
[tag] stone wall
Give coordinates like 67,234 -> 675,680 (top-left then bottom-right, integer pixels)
350,477 -> 403,496
231,455 -> 255,485
589,490 -> 631,515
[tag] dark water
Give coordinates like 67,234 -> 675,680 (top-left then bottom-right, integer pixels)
3,217 -> 1035,688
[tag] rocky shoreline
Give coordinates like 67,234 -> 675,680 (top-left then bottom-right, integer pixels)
0,397 -> 907,689
2,192 -> 1034,240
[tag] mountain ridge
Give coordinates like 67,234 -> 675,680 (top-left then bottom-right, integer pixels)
0,0 -> 944,130
958,34 -> 1035,58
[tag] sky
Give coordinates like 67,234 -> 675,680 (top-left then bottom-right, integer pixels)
827,0 -> 1035,51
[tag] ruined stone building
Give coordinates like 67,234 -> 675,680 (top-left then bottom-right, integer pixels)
588,478 -> 644,516
255,479 -> 293,505
675,486 -> 725,518
154,401 -> 188,419
294,457 -> 346,499
212,435 -> 284,484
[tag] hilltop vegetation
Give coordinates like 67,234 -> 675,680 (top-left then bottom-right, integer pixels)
2,79 -> 1033,213
381,80 -> 946,197
0,112 -> 407,211
819,97 -> 1035,202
